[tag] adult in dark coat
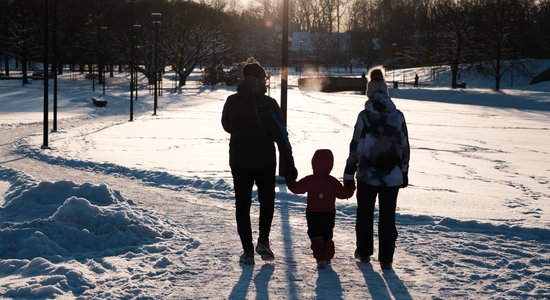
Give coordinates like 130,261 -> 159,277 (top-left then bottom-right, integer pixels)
222,62 -> 297,265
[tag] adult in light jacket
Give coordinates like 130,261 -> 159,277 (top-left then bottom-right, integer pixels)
344,67 -> 410,270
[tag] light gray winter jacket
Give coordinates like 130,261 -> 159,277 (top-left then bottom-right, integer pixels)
344,92 -> 410,186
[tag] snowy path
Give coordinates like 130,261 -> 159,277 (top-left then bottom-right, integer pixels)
1,116 -> 548,299
0,118 -> 425,299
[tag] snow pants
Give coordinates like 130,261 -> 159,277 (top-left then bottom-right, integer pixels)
306,212 -> 336,262
355,182 -> 399,263
231,167 -> 276,252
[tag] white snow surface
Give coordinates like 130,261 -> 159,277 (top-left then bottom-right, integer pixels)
0,64 -> 549,299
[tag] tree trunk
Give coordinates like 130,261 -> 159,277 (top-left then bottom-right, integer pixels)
178,74 -> 186,86
451,65 -> 458,88
21,56 -> 28,85
494,59 -> 502,91
4,56 -> 9,76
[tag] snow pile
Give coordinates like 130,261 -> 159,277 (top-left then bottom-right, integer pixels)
0,167 -> 184,298
0,179 -> 167,260
0,257 -> 95,298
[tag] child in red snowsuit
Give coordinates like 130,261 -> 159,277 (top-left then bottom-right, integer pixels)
286,149 -> 355,268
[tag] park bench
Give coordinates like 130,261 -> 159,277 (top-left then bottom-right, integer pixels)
92,97 -> 107,107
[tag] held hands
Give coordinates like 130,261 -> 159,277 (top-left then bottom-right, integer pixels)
343,173 -> 356,192
344,179 -> 356,190
343,179 -> 356,199
285,166 -> 298,182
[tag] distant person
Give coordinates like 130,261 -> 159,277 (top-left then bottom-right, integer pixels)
286,149 -> 355,269
344,66 -> 410,270
414,73 -> 419,87
222,62 -> 297,265
361,72 -> 367,95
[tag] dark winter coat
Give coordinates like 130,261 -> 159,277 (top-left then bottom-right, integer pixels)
222,76 -> 295,171
344,91 -> 410,186
287,149 -> 354,213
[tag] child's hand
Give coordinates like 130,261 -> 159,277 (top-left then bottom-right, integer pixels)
344,179 -> 356,190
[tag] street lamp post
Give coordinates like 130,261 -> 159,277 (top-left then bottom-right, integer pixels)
299,40 -> 303,79
279,0 -> 289,178
151,13 -> 161,116
92,31 -> 97,93
100,26 -> 108,96
52,0 -> 58,132
42,0 -> 49,149
391,42 -> 397,86
129,0 -> 137,122
133,24 -> 141,103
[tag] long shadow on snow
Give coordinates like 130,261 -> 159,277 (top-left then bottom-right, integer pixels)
278,183 -> 301,299
357,262 -> 413,299
315,267 -> 343,299
254,264 -> 275,299
228,264 -> 254,299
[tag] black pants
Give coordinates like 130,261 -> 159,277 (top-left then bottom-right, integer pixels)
231,168 -> 276,251
306,212 -> 335,240
356,181 -> 399,263
306,212 -> 336,261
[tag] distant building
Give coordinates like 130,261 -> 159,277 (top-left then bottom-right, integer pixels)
290,31 -> 382,67
290,32 -> 350,65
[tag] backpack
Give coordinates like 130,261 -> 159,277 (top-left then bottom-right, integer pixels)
356,109 -> 402,172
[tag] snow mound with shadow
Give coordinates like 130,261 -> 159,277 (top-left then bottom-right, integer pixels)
0,167 -> 189,298
0,179 -> 170,261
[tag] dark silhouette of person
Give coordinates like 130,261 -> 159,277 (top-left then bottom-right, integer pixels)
361,72 -> 367,95
286,149 -> 355,269
344,66 -> 410,270
414,73 -> 419,87
222,62 -> 298,265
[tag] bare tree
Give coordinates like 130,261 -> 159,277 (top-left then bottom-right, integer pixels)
198,0 -> 236,12
3,1 -> 42,84
292,0 -> 349,32
473,0 -> 529,90
347,0 -> 378,31
164,22 -> 227,88
422,0 -> 475,88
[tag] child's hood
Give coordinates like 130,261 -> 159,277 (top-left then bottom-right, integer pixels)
311,149 -> 333,175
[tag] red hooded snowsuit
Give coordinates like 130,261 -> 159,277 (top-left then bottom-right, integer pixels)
286,149 -> 355,262
286,149 -> 354,212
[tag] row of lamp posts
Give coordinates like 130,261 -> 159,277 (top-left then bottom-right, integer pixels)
42,0 -> 162,147
129,3 -> 162,121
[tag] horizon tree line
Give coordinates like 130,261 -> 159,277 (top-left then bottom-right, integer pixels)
0,0 -> 549,90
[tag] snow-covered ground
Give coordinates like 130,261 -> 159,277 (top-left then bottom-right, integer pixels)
0,64 -> 549,299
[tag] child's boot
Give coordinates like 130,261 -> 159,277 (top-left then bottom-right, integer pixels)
323,239 -> 335,264
311,237 -> 325,262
